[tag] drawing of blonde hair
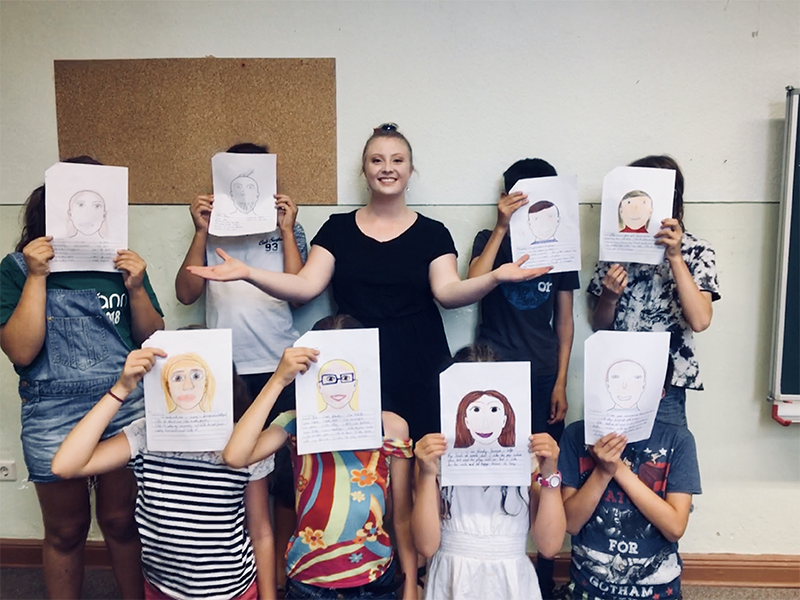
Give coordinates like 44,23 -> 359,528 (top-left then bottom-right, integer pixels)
316,358 -> 359,412
161,352 -> 216,413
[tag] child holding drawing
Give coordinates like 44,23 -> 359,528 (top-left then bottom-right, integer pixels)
222,315 -> 418,600
468,157 -> 577,597
469,158 -> 578,439
51,346 -> 276,600
588,155 -> 720,427
174,141 -> 306,589
410,343 -> 567,600
175,141 -> 307,419
558,360 -> 702,600
0,156 -> 164,599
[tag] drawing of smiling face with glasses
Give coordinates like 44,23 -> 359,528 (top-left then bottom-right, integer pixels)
316,359 -> 359,413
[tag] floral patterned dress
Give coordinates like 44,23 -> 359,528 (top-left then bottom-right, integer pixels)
272,411 -> 413,588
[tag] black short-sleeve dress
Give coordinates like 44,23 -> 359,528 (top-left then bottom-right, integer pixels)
312,211 -> 456,440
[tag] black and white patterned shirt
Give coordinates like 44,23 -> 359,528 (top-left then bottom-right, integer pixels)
588,232 -> 721,390
124,419 -> 273,599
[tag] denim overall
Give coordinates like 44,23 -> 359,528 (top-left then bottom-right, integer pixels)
12,253 -> 144,483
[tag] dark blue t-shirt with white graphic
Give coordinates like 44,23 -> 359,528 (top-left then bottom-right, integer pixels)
559,420 -> 701,600
471,230 -> 579,375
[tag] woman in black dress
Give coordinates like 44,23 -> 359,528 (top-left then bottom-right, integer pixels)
189,124 -> 549,440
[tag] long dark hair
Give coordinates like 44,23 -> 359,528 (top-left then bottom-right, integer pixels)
628,155 -> 685,229
441,342 -> 527,519
16,155 -> 102,252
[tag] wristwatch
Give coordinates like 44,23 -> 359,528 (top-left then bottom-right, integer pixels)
536,471 -> 562,489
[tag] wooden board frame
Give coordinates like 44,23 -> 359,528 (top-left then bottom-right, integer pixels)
55,58 -> 336,205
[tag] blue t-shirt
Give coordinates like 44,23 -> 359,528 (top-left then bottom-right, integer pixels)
559,420 -> 701,600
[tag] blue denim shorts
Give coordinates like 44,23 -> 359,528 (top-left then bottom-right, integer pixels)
285,557 -> 401,599
19,376 -> 144,483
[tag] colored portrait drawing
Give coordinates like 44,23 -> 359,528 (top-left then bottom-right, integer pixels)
508,175 -> 580,273
293,328 -> 382,455
161,352 -> 216,414
454,390 -> 515,449
439,362 -> 531,486
316,359 -> 359,413
66,190 -> 110,239
527,200 -> 560,244
618,190 -> 653,233
605,359 -> 647,411
599,166 -> 675,265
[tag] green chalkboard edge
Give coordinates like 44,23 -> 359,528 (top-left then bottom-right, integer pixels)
768,86 -> 800,419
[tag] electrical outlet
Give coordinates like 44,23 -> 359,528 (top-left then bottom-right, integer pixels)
0,460 -> 17,481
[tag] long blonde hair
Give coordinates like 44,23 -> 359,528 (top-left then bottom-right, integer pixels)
161,353 -> 216,413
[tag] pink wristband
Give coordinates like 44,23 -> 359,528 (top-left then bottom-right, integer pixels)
108,390 -> 125,404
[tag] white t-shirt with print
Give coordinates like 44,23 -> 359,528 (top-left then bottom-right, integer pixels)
206,224 -> 307,374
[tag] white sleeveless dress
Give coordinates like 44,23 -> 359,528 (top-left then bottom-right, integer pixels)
424,486 -> 542,600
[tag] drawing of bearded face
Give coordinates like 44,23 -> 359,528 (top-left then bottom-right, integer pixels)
605,360 -> 646,410
68,190 -> 107,238
230,175 -> 260,213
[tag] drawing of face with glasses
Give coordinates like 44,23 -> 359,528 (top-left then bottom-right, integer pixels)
316,359 -> 359,413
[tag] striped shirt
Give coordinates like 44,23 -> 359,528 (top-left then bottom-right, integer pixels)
124,419 -> 273,599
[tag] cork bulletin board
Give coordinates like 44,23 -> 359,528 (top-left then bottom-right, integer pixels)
54,58 -> 337,205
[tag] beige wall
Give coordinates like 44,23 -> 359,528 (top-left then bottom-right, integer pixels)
1,1 -> 798,554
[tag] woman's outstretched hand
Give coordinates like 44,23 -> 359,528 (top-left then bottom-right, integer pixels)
186,248 -> 251,281
494,255 -> 552,284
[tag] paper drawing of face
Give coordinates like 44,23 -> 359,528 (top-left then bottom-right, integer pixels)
618,190 -> 653,233
316,359 -> 358,413
605,360 -> 647,410
67,190 -> 108,238
528,201 -> 560,243
454,390 -> 516,448
161,353 -> 216,414
230,174 -> 260,213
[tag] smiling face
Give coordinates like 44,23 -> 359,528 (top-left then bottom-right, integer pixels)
618,192 -> 653,232
606,360 -> 646,410
230,175 -> 260,213
464,395 -> 508,446
528,203 -> 560,241
68,190 -> 106,236
363,137 -> 413,198
317,360 -> 358,411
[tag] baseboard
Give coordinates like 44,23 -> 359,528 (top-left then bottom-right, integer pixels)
2,539 -> 798,588
546,552 -> 800,588
1,539 -> 111,569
